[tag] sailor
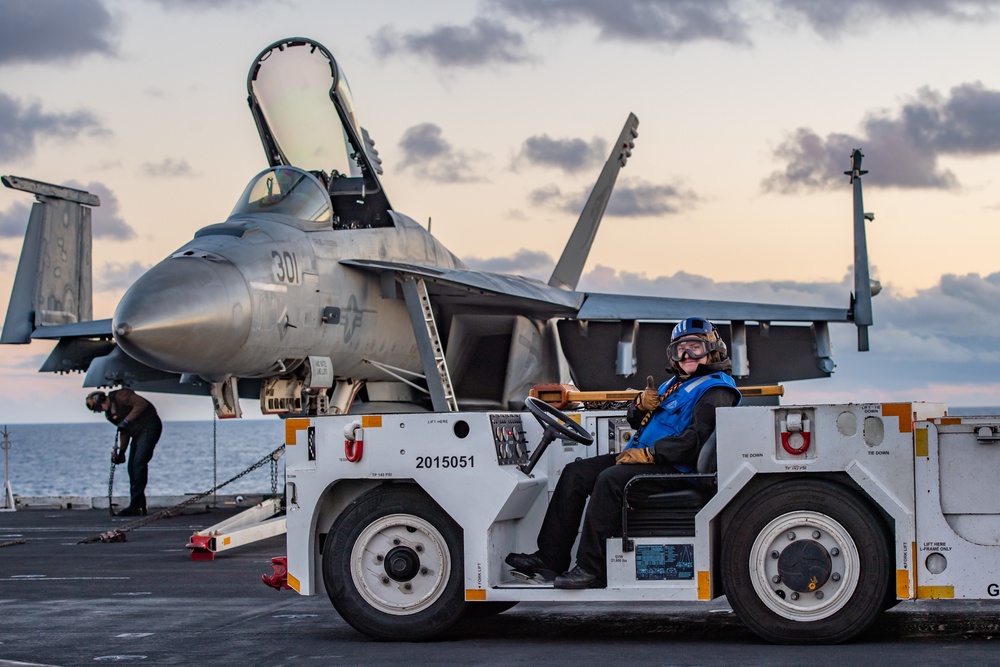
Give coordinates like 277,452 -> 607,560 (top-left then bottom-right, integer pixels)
86,388 -> 163,516
506,317 -> 741,588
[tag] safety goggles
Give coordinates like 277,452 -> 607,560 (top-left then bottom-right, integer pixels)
667,337 -> 711,361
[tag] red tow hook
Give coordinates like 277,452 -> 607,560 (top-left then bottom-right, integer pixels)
344,422 -> 364,463
262,556 -> 291,590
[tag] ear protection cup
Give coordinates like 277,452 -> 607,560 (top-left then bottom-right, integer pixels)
86,390 -> 107,412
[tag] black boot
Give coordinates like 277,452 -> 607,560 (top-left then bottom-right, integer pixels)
117,505 -> 147,517
505,552 -> 557,581
554,565 -> 603,589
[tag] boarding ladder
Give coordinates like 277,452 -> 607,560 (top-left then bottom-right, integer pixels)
401,278 -> 458,412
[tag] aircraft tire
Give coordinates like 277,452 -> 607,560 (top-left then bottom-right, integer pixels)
323,485 -> 466,641
720,478 -> 891,644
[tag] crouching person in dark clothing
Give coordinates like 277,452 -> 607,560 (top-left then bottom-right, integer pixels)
506,317 -> 741,589
86,388 -> 163,516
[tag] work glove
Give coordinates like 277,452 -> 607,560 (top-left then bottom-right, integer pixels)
616,447 -> 654,465
636,376 -> 661,412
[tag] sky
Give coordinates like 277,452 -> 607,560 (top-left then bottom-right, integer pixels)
2,0 -> 1000,424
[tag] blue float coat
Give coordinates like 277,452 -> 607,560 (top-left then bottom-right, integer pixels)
627,373 -> 740,471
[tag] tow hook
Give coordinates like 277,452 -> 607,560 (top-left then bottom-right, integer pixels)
262,555 -> 291,590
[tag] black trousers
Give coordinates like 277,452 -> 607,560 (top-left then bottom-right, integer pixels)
127,416 -> 162,509
535,453 -> 687,577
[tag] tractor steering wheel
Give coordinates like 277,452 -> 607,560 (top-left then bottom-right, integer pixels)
524,396 -> 594,446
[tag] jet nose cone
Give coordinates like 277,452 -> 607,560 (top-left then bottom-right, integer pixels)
113,258 -> 252,376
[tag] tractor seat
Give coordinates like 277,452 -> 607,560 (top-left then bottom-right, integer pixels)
621,432 -> 718,548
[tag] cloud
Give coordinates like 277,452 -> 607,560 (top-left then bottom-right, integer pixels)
373,18 -> 533,68
366,1 -> 1000,74
63,180 -> 135,240
397,123 -> 485,183
764,82 -> 1000,192
774,0 -> 1000,38
0,92 -> 108,163
491,0 -> 752,45
477,0 -> 1000,55
529,178 -> 699,216
528,184 -> 564,209
95,260 -> 150,292
464,249 -> 554,280
606,180 -> 700,217
0,0 -> 118,66
578,263 -> 849,306
139,158 -> 197,178
515,135 -> 607,173
147,0 -> 275,8
10,351 -> 51,371
0,201 -> 31,238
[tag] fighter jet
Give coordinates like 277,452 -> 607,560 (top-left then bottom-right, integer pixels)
1,37 -> 876,418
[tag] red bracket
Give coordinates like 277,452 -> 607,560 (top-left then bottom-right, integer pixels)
186,534 -> 216,561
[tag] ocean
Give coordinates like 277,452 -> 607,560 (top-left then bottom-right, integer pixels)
1,420 -> 285,498
6,405 -> 998,499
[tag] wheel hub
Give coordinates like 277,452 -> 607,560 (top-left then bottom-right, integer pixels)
748,511 -> 860,622
349,514 -> 451,616
384,546 -> 420,582
776,539 -> 832,592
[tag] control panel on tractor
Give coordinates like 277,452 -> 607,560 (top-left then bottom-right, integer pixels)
489,414 -> 530,466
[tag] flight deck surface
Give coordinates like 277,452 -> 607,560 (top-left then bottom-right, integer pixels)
1,508 -> 999,666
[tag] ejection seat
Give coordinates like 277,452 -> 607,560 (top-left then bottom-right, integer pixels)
620,432 -> 718,549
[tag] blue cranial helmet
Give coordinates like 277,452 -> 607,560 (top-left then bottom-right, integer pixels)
671,317 -> 715,342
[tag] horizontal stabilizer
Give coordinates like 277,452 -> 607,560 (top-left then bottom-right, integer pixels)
30,318 -> 113,340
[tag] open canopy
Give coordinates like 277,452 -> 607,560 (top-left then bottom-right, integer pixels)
247,38 -> 363,175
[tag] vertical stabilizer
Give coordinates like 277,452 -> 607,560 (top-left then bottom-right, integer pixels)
845,151 -> 874,352
548,113 -> 639,291
1,176 -> 98,344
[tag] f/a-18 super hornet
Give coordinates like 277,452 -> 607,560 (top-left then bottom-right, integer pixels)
1,37 -> 877,418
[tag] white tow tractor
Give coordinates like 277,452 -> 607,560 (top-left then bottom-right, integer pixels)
278,396 -> 1000,644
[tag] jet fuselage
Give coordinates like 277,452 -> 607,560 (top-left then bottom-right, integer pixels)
113,198 -> 462,383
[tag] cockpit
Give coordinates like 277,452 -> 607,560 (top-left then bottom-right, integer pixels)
230,166 -> 332,226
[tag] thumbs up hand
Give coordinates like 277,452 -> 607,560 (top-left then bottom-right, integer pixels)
636,375 -> 661,411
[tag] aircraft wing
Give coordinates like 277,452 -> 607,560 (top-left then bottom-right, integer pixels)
345,259 -> 849,323
340,259 -> 584,317
577,293 -> 849,323
344,259 -> 853,388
